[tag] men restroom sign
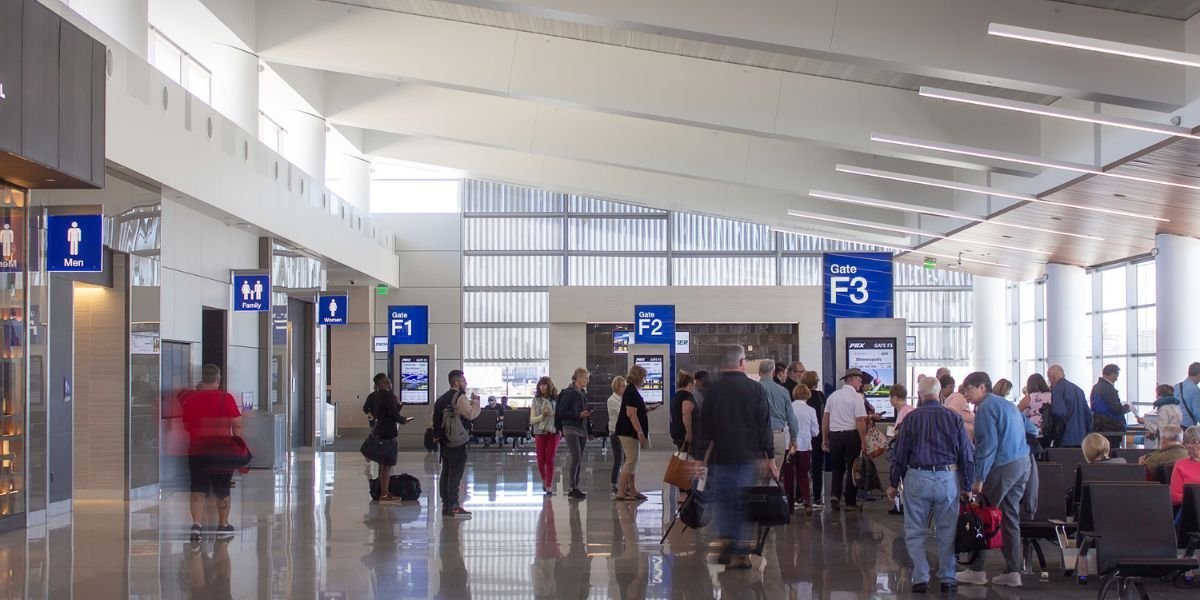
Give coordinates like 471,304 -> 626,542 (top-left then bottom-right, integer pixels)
232,273 -> 270,312
634,305 -> 675,345
318,294 -> 348,326
47,214 -> 103,272
388,305 -> 429,345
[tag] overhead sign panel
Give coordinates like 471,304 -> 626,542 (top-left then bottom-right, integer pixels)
317,294 -> 348,326
232,272 -> 270,312
388,305 -> 429,345
822,252 -> 894,337
46,214 -> 103,272
634,305 -> 675,345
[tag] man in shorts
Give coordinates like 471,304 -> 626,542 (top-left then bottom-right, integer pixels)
182,364 -> 244,541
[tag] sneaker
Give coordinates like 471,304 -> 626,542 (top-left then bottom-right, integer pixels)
189,524 -> 202,542
215,524 -> 235,539
611,486 -> 619,494
911,582 -> 928,594
543,488 -> 555,497
955,570 -> 988,586
991,572 -> 1022,587
567,489 -> 587,500
442,507 -> 473,519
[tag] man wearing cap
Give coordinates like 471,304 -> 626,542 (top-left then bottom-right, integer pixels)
822,368 -> 870,511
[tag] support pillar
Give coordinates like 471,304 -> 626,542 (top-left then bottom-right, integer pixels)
972,275 -> 1010,380
1156,234 -> 1200,384
284,110 -> 327,182
333,154 -> 371,213
1045,263 -> 1089,384
210,44 -> 260,134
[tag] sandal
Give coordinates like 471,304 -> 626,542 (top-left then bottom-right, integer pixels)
633,493 -> 648,501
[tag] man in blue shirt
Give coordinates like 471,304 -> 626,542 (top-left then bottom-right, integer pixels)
1048,365 -> 1092,448
958,372 -> 1031,589
758,360 -> 799,468
888,376 -> 974,593
1176,362 -> 1200,428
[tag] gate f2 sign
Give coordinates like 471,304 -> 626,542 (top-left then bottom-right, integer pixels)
318,295 -> 348,326
47,214 -> 103,272
232,273 -> 270,312
389,305 -> 429,345
634,305 -> 675,345
822,252 -> 894,337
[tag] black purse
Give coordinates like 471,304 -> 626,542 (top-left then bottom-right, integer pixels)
745,477 -> 791,527
360,434 -> 398,466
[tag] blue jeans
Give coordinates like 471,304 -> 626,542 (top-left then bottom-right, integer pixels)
902,469 -> 961,584
710,462 -> 758,556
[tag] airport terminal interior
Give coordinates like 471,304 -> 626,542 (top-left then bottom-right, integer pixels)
7,0 -> 1200,598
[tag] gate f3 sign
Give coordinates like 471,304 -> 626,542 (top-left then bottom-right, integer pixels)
389,305 -> 429,345
634,305 -> 675,345
822,252 -> 894,337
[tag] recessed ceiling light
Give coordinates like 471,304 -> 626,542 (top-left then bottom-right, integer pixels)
45,178 -> 56,183
1002,235 -> 1013,239
1051,217 -> 1062,221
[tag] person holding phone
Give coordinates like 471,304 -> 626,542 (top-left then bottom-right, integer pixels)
615,364 -> 651,502
558,368 -> 593,500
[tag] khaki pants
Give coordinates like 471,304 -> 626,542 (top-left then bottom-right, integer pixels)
773,430 -> 789,467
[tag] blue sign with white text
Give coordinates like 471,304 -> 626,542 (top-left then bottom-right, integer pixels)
46,214 -> 103,272
318,294 -> 348,326
822,252 -> 894,337
232,273 -> 270,312
389,305 -> 429,345
634,305 -> 675,345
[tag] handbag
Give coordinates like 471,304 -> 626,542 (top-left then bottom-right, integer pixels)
200,436 -> 253,470
864,426 -> 888,458
956,496 -> 1003,564
663,445 -> 698,490
745,477 -> 791,527
360,434 -> 398,466
852,454 -> 882,492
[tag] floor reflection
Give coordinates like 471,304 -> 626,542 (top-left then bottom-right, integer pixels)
0,447 -> 1196,599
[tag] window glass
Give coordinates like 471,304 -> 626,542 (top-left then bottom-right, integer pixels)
1100,266 -> 1127,311
1100,310 -> 1126,357
1135,307 -> 1155,355
1136,262 -> 1156,306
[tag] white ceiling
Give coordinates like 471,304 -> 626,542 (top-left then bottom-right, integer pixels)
238,0 -> 1200,280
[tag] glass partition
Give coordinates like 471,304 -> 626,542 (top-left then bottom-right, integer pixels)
0,184 -> 26,525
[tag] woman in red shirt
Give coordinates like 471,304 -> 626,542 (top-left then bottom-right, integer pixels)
1170,426 -> 1200,506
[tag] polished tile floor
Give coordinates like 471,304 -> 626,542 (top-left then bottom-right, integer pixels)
0,446 -> 1196,599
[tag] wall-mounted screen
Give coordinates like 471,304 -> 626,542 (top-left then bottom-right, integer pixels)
613,330 -> 633,354
374,336 -> 388,353
397,356 -> 431,405
634,354 -> 664,405
846,337 -> 896,419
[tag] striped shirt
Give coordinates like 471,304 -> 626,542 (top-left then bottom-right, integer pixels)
889,399 -> 975,490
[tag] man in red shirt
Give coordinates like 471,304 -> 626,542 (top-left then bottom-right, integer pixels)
182,364 -> 244,541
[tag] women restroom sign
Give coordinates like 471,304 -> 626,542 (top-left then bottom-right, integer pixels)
47,214 -> 103,272
318,294 -> 348,326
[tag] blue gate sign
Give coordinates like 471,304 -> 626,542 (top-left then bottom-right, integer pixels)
389,305 -> 429,345
634,305 -> 675,345
47,214 -> 103,272
822,252 -> 894,336
232,273 -> 270,312
318,294 -> 348,326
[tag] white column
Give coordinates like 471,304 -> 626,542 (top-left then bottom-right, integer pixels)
209,44 -> 260,134
70,0 -> 149,61
284,110 -> 327,182
1156,234 -> 1200,383
1045,263 -> 1089,383
972,275 -> 1010,380
334,154 -> 372,213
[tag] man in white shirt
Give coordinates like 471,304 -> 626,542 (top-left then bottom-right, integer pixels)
822,368 -> 869,511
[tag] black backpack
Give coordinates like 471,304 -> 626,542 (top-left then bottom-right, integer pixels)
955,509 -> 987,564
423,427 -> 437,451
369,474 -> 422,501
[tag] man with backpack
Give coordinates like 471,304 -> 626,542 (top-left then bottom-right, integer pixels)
432,369 -> 480,519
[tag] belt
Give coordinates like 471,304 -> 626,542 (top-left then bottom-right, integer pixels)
911,465 -> 957,472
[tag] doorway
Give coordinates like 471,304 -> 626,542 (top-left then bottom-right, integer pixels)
159,341 -> 192,490
201,308 -> 226,389
287,298 -> 315,448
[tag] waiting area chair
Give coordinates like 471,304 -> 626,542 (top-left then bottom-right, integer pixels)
1069,463 -> 1148,517
1113,447 -> 1153,463
1181,484 -> 1200,557
1021,462 -> 1065,579
1083,483 -> 1198,599
501,409 -> 531,449
470,410 -> 498,447
589,407 -> 610,450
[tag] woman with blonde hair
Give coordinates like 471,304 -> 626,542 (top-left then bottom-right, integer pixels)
607,376 -> 628,494
614,364 -> 650,501
530,376 -> 560,496
1081,432 -> 1126,465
